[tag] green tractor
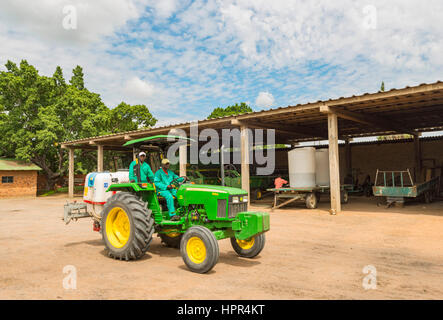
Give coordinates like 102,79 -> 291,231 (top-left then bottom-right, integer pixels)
71,135 -> 270,274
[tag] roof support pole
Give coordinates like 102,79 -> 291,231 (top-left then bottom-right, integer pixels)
68,148 -> 74,198
345,139 -> 352,179
240,125 -> 250,207
179,143 -> 187,177
97,145 -> 104,172
414,134 -> 422,182
327,112 -> 341,214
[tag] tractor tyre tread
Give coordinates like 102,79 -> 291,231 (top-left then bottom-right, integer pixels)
180,226 -> 219,273
230,233 -> 266,258
102,192 -> 154,261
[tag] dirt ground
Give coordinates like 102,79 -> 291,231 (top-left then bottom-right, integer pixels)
0,193 -> 442,300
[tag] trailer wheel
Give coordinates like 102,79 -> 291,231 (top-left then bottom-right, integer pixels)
424,191 -> 433,204
231,234 -> 266,258
159,229 -> 182,248
253,189 -> 263,200
305,192 -> 318,209
101,192 -> 154,261
180,226 -> 219,273
341,190 -> 349,204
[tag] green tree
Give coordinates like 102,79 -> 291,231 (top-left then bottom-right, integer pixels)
380,81 -> 385,92
109,102 -> 157,133
207,102 -> 252,119
0,60 -> 157,189
70,65 -> 85,90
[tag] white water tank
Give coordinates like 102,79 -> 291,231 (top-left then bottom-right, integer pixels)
288,147 -> 316,188
83,171 -> 130,218
315,149 -> 330,186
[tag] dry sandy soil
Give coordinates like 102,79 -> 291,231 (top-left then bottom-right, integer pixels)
0,193 -> 442,300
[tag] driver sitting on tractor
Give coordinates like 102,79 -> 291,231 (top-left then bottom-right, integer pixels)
154,158 -> 186,221
129,151 -> 155,183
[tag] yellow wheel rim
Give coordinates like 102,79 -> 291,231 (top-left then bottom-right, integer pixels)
186,237 -> 207,264
163,229 -> 181,238
237,237 -> 255,250
106,207 -> 130,248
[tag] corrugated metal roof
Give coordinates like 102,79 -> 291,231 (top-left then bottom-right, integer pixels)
61,80 -> 443,146
0,159 -> 42,171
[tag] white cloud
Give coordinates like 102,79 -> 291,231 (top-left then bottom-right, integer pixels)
255,92 -> 275,109
0,0 -> 442,128
0,0 -> 141,44
124,77 -> 156,100
147,0 -> 179,19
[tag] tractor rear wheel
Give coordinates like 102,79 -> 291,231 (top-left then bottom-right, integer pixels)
159,229 -> 183,248
231,233 -> 266,258
180,226 -> 219,273
101,192 -> 154,261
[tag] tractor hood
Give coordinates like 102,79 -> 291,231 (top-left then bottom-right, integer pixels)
176,183 -> 248,209
179,184 -> 247,195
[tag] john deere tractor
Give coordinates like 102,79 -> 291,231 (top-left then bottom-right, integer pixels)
65,135 -> 270,273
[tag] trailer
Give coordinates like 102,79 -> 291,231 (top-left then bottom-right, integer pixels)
267,185 -> 352,210
372,169 -> 440,207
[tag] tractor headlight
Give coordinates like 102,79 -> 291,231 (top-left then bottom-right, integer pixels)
232,196 -> 239,203
243,196 -> 248,202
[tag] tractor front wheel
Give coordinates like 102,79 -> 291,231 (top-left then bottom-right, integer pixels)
230,234 -> 266,258
180,226 -> 219,273
101,192 -> 154,261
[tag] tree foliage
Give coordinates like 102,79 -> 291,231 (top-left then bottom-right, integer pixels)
0,60 -> 157,189
207,102 -> 252,119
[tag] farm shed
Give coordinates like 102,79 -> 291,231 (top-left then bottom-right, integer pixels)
61,81 -> 443,214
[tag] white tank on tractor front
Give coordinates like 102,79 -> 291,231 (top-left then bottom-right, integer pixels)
83,171 -> 129,219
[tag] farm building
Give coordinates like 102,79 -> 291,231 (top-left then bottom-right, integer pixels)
0,159 -> 42,198
61,81 -> 443,213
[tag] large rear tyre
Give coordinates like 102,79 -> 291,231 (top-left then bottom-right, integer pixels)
180,226 -> 219,273
101,192 -> 154,261
159,229 -> 183,248
231,234 -> 266,258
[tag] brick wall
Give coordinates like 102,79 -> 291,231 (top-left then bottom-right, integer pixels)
0,170 -> 38,198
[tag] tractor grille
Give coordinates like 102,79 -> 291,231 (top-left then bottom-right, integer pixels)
228,202 -> 247,218
217,199 -> 227,218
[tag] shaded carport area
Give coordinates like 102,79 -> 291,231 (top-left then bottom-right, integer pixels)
61,81 -> 443,214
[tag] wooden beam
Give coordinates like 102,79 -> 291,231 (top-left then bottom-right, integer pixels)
320,105 -> 417,136
414,135 -> 422,182
68,148 -> 74,198
240,125 -> 250,206
345,139 -> 352,178
231,119 -> 328,139
97,145 -> 104,172
179,143 -> 187,177
327,113 -> 341,214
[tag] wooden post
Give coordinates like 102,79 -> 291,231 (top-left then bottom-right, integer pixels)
68,148 -> 74,198
327,113 -> 341,214
414,134 -> 421,182
97,145 -> 104,172
345,139 -> 352,178
240,125 -> 250,206
179,142 -> 187,177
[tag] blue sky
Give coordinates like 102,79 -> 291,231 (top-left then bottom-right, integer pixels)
0,0 -> 442,127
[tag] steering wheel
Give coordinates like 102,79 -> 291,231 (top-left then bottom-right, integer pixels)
169,176 -> 189,189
